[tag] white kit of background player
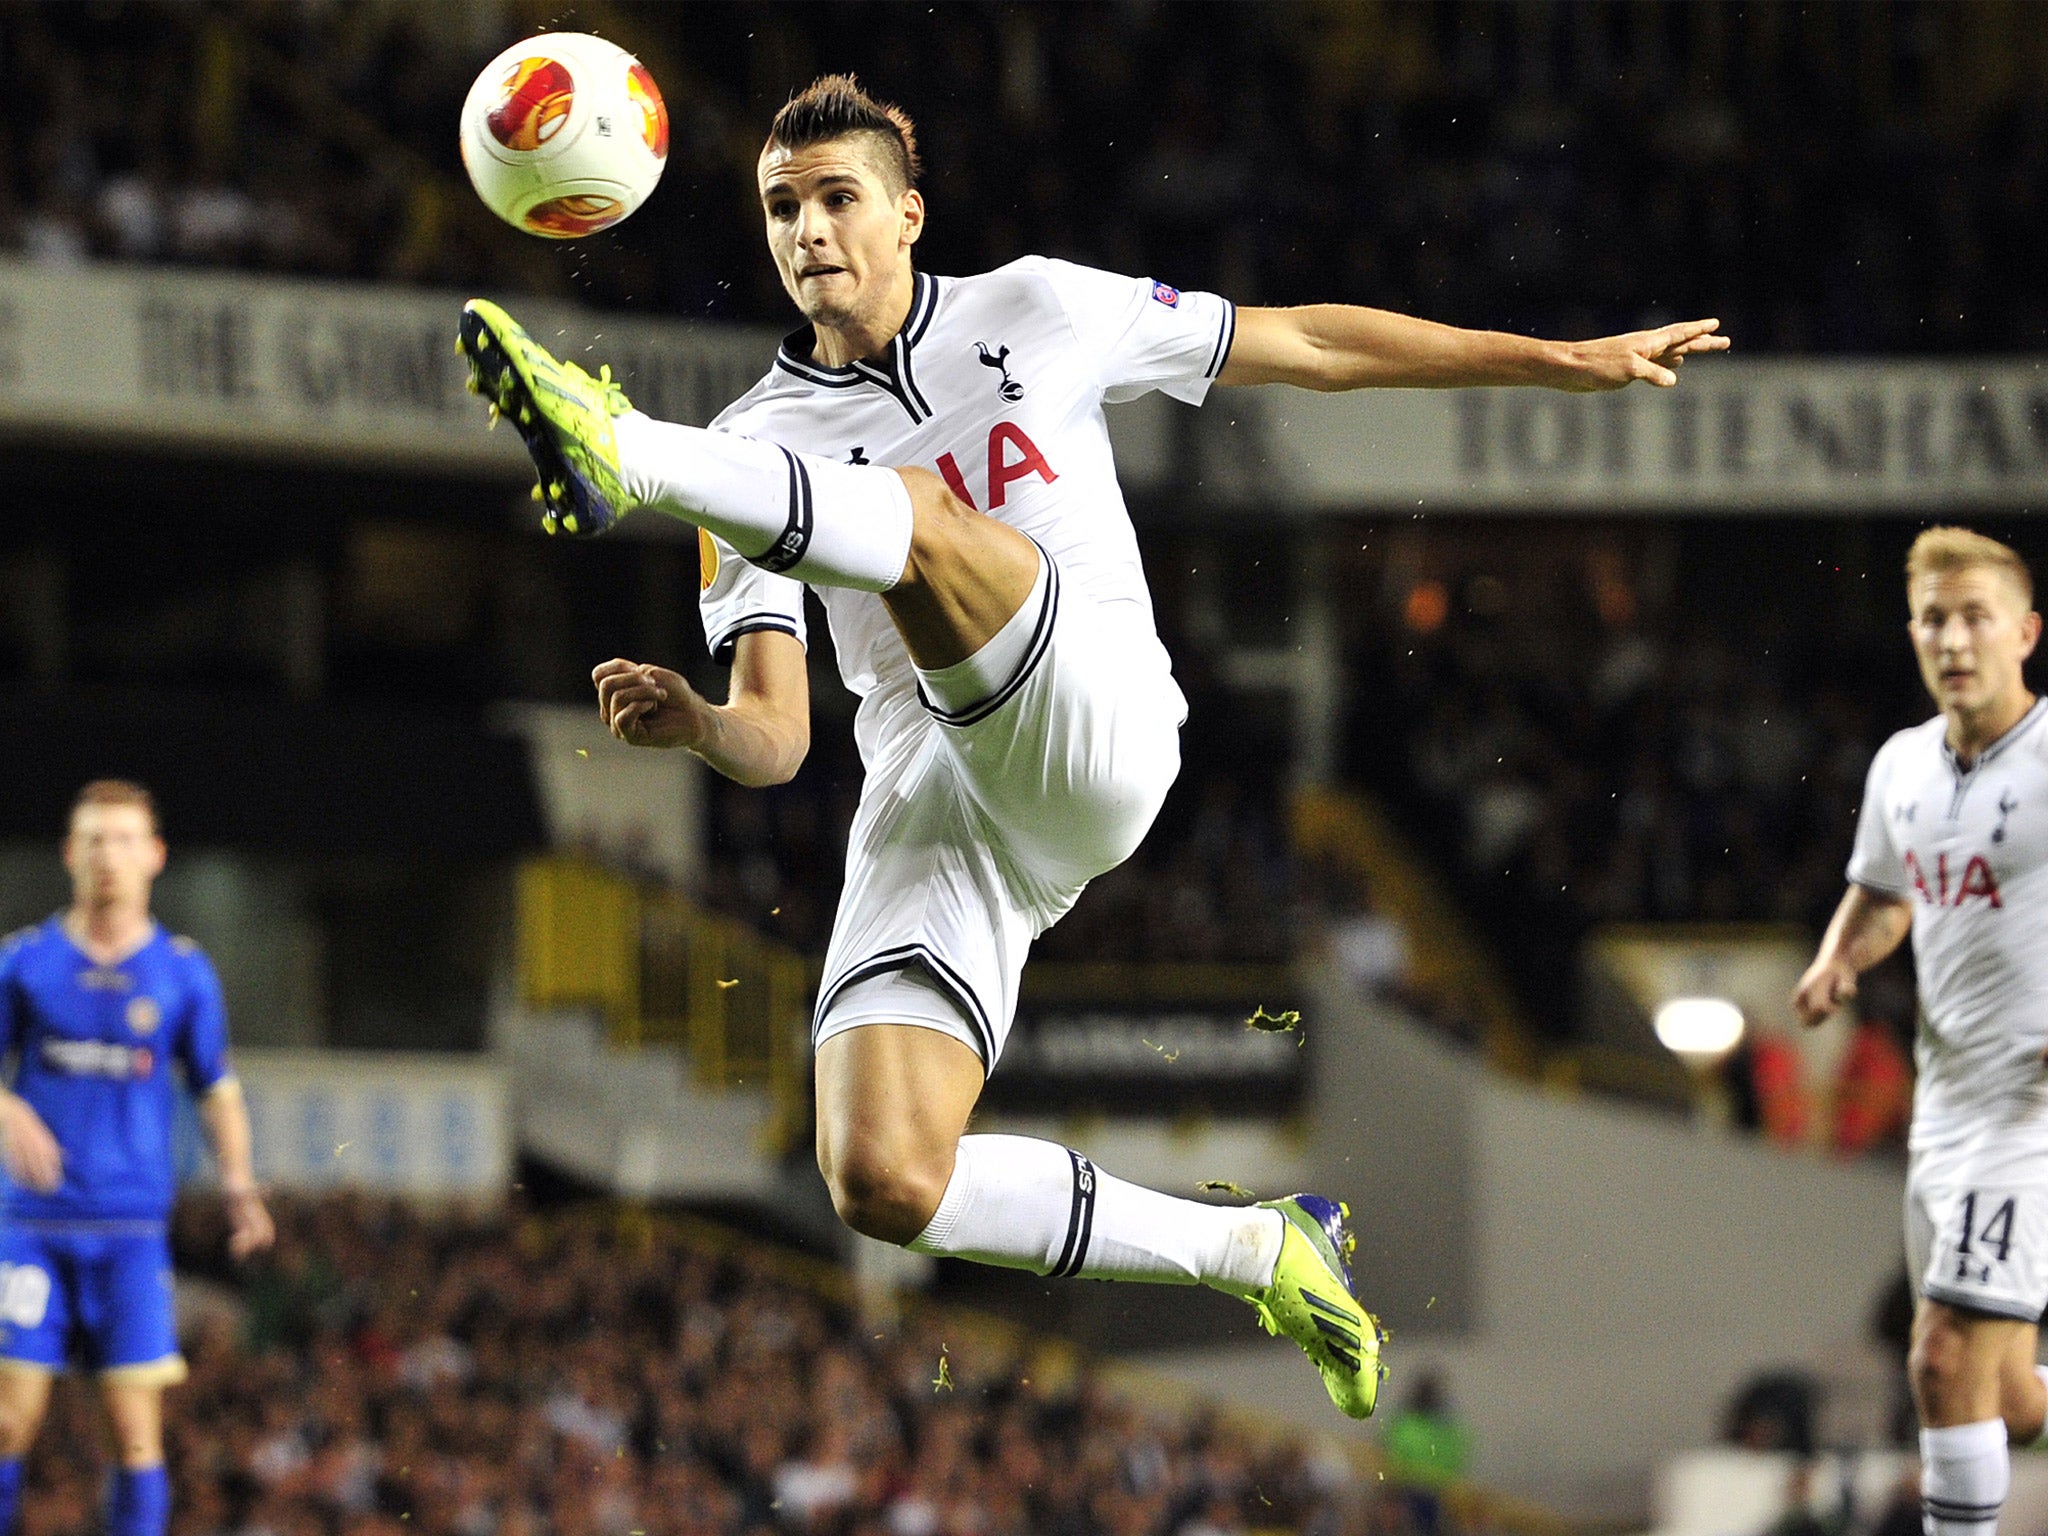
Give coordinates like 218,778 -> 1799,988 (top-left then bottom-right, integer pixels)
1798,528 -> 2048,1536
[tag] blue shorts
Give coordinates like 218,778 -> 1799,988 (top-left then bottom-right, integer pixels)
0,1222 -> 184,1380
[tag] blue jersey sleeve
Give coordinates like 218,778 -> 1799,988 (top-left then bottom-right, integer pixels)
174,947 -> 233,1092
0,930 -> 27,1069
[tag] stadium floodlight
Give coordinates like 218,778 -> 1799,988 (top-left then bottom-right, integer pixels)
1653,996 -> 1745,1062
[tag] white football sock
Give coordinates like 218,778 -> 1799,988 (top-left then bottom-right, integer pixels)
1921,1419 -> 2008,1536
613,412 -> 912,592
913,549 -> 1049,716
908,1133 -> 1283,1295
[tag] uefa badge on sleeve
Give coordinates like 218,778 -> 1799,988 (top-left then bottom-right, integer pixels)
1150,281 -> 1181,308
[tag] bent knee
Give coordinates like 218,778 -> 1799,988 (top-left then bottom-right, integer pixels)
822,1143 -> 955,1246
1910,1319 -> 1980,1413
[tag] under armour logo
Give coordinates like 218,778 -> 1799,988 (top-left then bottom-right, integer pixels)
1895,802 -> 1918,825
975,342 -> 1024,402
1995,789 -> 2018,843
847,446 -> 869,465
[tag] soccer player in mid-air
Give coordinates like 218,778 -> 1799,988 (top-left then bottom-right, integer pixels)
0,781 -> 273,1536
1796,529 -> 2048,1536
459,75 -> 1726,1417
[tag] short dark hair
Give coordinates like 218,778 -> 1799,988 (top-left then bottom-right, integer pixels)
763,74 -> 921,193
71,779 -> 160,835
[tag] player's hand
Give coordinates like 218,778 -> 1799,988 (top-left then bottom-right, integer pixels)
1792,955 -> 1858,1028
1564,319 -> 1728,390
222,1185 -> 275,1260
0,1095 -> 62,1192
592,658 -> 710,750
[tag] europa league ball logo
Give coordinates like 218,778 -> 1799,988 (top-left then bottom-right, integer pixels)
488,58 -> 575,152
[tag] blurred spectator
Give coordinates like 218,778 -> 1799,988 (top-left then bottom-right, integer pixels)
1726,1370 -> 1821,1456
1381,1373 -> 1472,1536
1748,1031 -> 1815,1150
1832,1015 -> 1913,1158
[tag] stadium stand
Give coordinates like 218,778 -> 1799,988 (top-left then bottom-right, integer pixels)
6,2 -> 2047,351
0,1193 -> 1516,1536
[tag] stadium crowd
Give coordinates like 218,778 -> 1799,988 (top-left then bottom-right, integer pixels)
1338,523 -> 1931,1063
4,1 -> 2046,353
12,1195 -> 1432,1536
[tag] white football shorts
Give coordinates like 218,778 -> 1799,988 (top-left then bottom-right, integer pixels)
812,555 -> 1185,1070
1906,1124 -> 2048,1323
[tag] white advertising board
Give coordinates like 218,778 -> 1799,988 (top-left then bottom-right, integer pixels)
8,257 -> 2046,510
178,1048 -> 512,1198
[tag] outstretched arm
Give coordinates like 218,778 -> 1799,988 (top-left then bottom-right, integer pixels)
1216,305 -> 1727,393
1792,884 -> 1913,1028
592,628 -> 811,787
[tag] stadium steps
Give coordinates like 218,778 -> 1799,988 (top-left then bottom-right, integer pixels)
1290,784 -> 1539,1073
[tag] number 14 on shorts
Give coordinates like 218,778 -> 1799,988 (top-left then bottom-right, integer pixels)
1955,1190 -> 2019,1285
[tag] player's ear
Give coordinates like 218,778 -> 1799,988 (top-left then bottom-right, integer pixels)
899,186 -> 925,248
2020,608 -> 2042,660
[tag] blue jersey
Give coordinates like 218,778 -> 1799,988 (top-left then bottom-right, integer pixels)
0,917 -> 232,1222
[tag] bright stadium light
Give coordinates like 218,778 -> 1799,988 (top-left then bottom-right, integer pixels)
1653,997 -> 1745,1062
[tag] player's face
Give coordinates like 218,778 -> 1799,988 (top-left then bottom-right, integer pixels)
63,804 -> 165,911
758,139 -> 924,335
1909,566 -> 2042,718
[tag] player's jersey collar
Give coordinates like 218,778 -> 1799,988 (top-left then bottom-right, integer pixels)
52,913 -> 161,970
1942,695 -> 2048,775
774,270 -> 943,425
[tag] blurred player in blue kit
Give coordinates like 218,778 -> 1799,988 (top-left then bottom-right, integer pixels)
0,781 -> 273,1536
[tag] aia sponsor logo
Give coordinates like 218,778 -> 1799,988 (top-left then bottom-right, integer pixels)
1906,849 -> 2004,909
934,422 -> 1059,511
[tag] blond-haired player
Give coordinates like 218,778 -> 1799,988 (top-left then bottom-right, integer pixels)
458,74 -> 1727,1419
1797,528 -> 2048,1536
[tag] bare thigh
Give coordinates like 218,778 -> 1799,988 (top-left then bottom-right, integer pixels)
880,468 -> 1041,669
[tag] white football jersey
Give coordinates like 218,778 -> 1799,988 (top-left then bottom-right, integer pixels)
1848,698 -> 2048,1146
696,258 -> 1233,761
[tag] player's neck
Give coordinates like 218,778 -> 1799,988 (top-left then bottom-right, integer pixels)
808,265 -> 917,368
1946,688 -> 2038,766
64,903 -> 154,965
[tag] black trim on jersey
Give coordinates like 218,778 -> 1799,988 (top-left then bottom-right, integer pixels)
1919,1282 -> 2043,1322
709,617 -> 802,667
773,272 -> 943,425
915,547 -> 1061,728
1924,1501 -> 2004,1520
1205,299 -> 1238,380
1941,696 -> 2048,818
812,942 -> 997,1067
1049,1150 -> 1098,1279
752,449 -> 815,575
